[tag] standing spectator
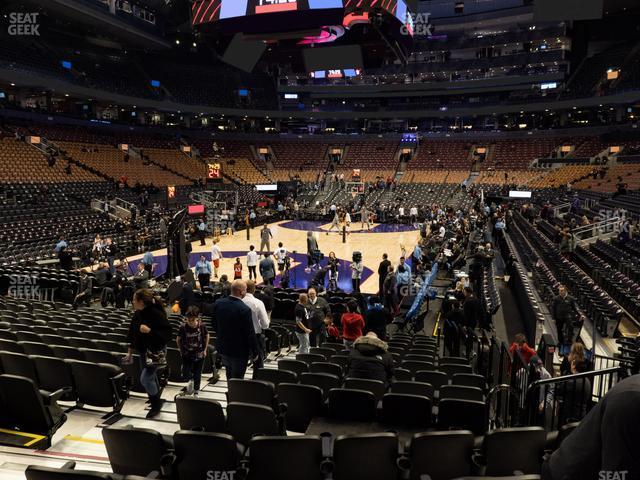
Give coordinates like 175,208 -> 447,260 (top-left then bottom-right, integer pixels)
133,262 -> 150,290
395,264 -> 410,300
211,238 -> 223,279
307,287 -> 331,347
195,254 -> 212,290
256,285 -> 275,319
561,342 -> 588,376
463,287 -> 482,330
198,218 -> 207,246
307,231 -> 320,269
552,285 -> 582,349
346,332 -> 394,387
259,252 -> 276,286
212,280 -> 257,380
259,224 -> 273,253
364,296 -> 392,340
141,248 -> 154,276
443,300 -> 464,356
246,245 -> 258,280
383,264 -> 397,314
327,251 -> 340,291
104,237 -> 118,274
242,280 -> 270,369
274,242 -> 288,272
295,293 -> 312,354
350,256 -> 364,293
55,235 -> 68,253
176,307 -> 209,396
125,289 -> 172,418
509,333 -> 538,366
341,300 -> 365,348
377,253 -> 391,296
233,258 -> 243,280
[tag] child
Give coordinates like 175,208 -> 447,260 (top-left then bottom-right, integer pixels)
176,306 -> 209,396
233,257 -> 243,280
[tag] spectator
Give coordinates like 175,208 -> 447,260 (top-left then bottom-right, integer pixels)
125,289 -> 172,418
561,341 -> 588,376
307,287 -> 331,347
557,359 -> 592,426
346,332 -> 394,387
364,296 -> 392,340
73,269 -> 93,310
294,293 -> 312,354
341,300 -> 365,349
141,248 -> 154,276
552,285 -> 582,349
444,300 -> 465,356
233,257 -> 243,280
542,374 -> 640,480
133,262 -> 150,290
212,280 -> 257,380
176,306 -> 209,396
213,275 -> 231,298
463,286 -> 482,330
195,254 -> 212,290
242,280 -> 270,369
509,333 -> 538,366
259,252 -> 276,286
247,245 -> 259,280
377,253 -> 391,296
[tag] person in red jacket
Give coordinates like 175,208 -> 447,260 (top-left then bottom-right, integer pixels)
341,300 -> 365,349
509,333 -> 537,366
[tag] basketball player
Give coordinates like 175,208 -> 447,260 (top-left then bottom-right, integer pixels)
327,209 -> 341,235
361,205 -> 372,231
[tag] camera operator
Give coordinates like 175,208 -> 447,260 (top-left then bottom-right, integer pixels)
351,252 -> 364,293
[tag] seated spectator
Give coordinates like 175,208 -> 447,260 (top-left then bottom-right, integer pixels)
542,374 -> 640,480
73,269 -> 93,309
346,332 -> 394,386
561,341 -> 587,376
509,333 -> 537,366
341,300 -> 365,349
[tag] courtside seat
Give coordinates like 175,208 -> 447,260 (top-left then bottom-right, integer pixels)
0,374 -> 67,448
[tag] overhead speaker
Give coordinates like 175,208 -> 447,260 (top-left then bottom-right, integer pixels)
222,33 -> 266,72
534,0 -> 603,21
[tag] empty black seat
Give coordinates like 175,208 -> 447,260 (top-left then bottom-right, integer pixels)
440,385 -> 485,402
300,372 -> 341,399
0,338 -> 24,353
25,463 -> 113,479
452,373 -> 486,390
437,399 -> 486,436
415,370 -> 449,391
333,433 -> 399,480
254,367 -> 298,385
309,347 -> 335,360
439,363 -> 473,376
227,402 -> 283,446
440,356 -> 469,365
102,426 -> 170,477
0,374 -> 67,448
80,349 -> 122,366
248,435 -> 324,480
482,427 -> 546,476
408,430 -> 474,480
343,377 -> 386,402
31,356 -> 75,401
277,383 -> 324,433
328,388 -> 376,422
52,345 -> 85,361
278,359 -> 308,377
381,393 -> 431,427
0,351 -> 38,383
296,353 -> 326,365
174,430 -> 242,480
227,379 -> 278,409
401,360 -> 435,374
19,341 -> 55,357
309,361 -> 342,377
68,361 -> 127,414
175,396 -> 226,433
390,380 -> 434,399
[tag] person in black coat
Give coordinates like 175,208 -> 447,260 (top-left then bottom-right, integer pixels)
463,287 -> 482,330
212,280 -> 258,380
364,296 -> 392,341
347,332 -> 394,387
125,289 -> 172,418
377,254 -> 391,296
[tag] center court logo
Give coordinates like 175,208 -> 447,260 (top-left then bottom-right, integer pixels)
7,12 -> 40,36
